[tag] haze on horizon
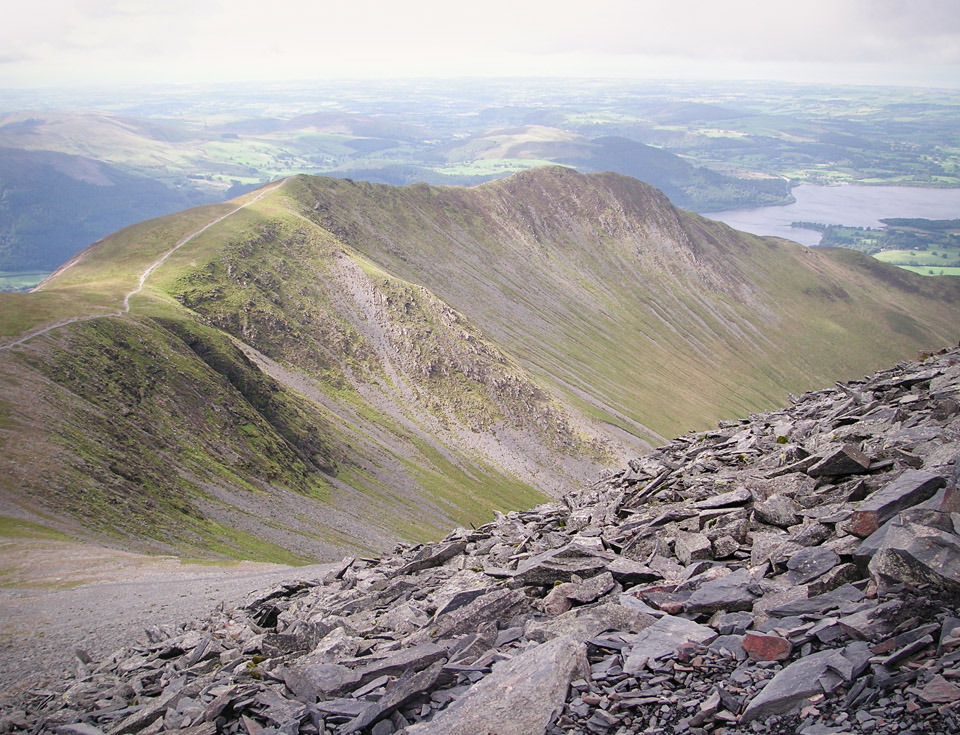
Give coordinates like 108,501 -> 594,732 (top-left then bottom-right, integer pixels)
2,0 -> 959,90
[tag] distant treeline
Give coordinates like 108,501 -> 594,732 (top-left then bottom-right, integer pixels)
792,218 -> 960,254
880,218 -> 960,230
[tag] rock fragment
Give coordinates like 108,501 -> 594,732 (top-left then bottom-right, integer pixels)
847,469 -> 947,537
405,636 -> 587,735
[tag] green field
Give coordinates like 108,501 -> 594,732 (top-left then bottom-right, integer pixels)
0,271 -> 50,292
873,248 -> 960,267
895,265 -> 960,277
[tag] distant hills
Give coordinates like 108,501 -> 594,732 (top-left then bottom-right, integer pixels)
434,125 -> 790,210
1,168 -> 957,562
0,111 -> 790,276
0,147 -> 215,271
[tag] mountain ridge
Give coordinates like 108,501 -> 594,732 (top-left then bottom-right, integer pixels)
1,167 -> 958,562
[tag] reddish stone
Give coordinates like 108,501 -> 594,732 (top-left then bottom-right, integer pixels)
918,675 -> 960,704
846,470 -> 945,537
659,601 -> 686,615
938,487 -> 960,513
742,632 -> 793,662
870,639 -> 897,655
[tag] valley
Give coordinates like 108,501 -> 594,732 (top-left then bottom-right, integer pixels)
1,168 -> 958,565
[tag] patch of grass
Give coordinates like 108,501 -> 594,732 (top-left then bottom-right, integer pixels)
895,265 -> 960,277
177,557 -> 246,567
404,437 -> 546,528
184,516 -> 316,565
0,271 -> 50,292
435,158 -> 555,177
0,515 -> 73,541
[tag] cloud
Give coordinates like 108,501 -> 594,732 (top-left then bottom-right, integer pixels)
1,0 -> 958,87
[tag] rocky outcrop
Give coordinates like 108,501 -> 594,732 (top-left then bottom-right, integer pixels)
3,347 -> 960,735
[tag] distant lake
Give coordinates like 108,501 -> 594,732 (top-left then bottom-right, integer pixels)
702,185 -> 960,246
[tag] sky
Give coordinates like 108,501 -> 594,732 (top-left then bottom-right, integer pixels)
1,0 -> 959,89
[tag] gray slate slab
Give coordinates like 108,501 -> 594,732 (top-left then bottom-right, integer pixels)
684,568 -> 759,614
867,511 -> 960,591
514,547 -> 611,586
396,542 -> 468,575
342,659 -> 446,733
740,648 -> 838,722
848,470 -> 946,537
622,615 -> 716,672
807,445 -> 871,477
405,635 -> 587,735
786,546 -> 840,585
411,588 -> 527,642
767,583 -> 864,617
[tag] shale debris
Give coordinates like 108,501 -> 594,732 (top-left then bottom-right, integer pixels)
3,347 -> 960,734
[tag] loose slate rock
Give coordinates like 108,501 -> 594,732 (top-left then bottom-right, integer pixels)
754,494 -> 802,528
514,546 -> 610,586
405,636 -> 587,735
343,659 -> 446,733
767,583 -> 864,617
785,546 -> 840,585
684,568 -> 759,615
807,445 -> 871,477
674,531 -> 713,565
867,510 -> 960,591
7,347 -> 960,735
740,648 -> 839,722
742,632 -> 793,661
622,615 -> 716,672
847,469 -> 947,537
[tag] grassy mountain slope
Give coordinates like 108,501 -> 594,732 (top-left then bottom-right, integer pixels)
1,168 -> 958,562
286,168 -> 960,439
0,179 -> 623,560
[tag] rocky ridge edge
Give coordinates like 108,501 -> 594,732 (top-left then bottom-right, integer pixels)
3,347 -> 960,735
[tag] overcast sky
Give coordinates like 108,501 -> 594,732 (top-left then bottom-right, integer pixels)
2,0 -> 959,89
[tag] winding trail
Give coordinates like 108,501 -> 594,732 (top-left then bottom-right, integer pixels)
0,180 -> 285,352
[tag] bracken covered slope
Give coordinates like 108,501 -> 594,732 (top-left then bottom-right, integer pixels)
0,168 -> 958,562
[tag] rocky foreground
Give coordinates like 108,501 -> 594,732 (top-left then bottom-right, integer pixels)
4,348 -> 960,735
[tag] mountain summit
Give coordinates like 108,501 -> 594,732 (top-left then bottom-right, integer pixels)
0,167 -> 957,560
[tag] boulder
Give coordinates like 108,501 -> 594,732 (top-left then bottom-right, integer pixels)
525,602 -> 654,644
742,632 -> 793,661
622,615 -> 716,672
807,445 -> 871,477
785,546 -> 840,585
343,659 -> 446,734
767,583 -> 864,617
740,642 -> 871,723
741,649 -> 839,722
396,541 -> 467,575
755,494 -> 802,528
684,568 -> 759,615
412,588 -> 527,642
674,531 -> 713,565
867,510 -> 960,591
405,636 -> 587,735
514,546 -> 611,586
847,470 -> 947,537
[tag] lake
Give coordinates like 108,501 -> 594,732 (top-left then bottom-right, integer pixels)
702,185 -> 960,246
